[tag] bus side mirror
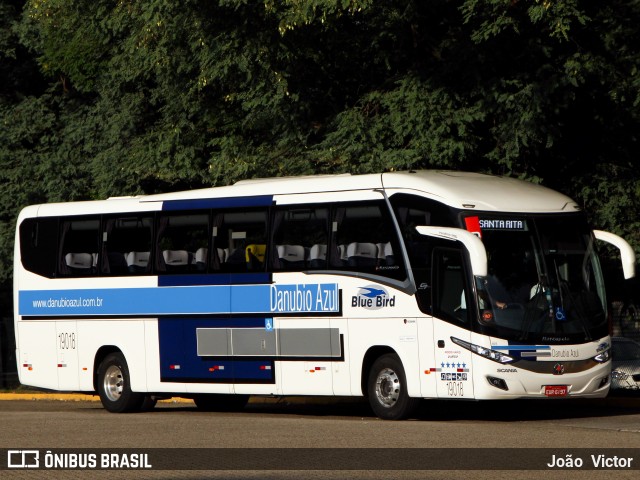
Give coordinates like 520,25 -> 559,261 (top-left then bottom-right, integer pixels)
415,226 -> 488,277
594,230 -> 636,280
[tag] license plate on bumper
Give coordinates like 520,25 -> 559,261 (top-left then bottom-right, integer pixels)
544,385 -> 568,397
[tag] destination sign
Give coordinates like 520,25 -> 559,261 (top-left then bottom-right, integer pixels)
478,219 -> 527,231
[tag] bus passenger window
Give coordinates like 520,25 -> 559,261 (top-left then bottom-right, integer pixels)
102,216 -> 153,275
156,213 -> 209,274
271,207 -> 329,271
213,210 -> 268,272
59,217 -> 101,276
19,217 -> 58,278
331,201 -> 405,280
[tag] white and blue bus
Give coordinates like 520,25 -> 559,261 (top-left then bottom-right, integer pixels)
14,171 -> 636,419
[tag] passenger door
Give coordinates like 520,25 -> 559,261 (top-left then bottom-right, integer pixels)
431,248 -> 475,399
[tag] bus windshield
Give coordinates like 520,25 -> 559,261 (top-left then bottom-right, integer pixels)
470,214 -> 608,343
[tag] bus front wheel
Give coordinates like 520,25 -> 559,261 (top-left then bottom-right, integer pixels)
367,354 -> 419,420
97,352 -> 145,413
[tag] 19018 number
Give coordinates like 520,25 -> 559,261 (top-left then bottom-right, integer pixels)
58,332 -> 76,350
446,381 -> 463,397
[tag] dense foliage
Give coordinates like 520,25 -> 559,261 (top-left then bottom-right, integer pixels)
1,0 -> 639,291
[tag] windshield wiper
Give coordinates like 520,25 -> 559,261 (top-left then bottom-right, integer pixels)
518,282 -> 551,341
552,257 -> 592,341
557,278 -> 592,341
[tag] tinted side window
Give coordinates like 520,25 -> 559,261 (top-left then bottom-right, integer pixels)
432,248 -> 470,325
390,193 -> 457,268
20,217 -> 58,278
102,216 -> 154,275
59,217 -> 101,276
271,207 -> 329,271
212,209 -> 268,272
156,213 -> 210,274
390,194 -> 457,312
330,201 -> 406,280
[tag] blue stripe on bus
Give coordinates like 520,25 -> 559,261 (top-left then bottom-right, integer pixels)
492,345 -> 550,351
19,283 -> 340,317
492,344 -> 551,361
161,195 -> 273,211
158,273 -> 271,287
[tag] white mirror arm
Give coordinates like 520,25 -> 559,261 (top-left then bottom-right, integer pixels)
594,230 -> 636,279
415,226 -> 488,277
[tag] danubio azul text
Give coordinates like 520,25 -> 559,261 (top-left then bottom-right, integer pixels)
270,284 -> 339,313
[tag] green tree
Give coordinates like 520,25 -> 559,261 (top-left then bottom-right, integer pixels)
1,0 -> 640,384
1,0 -> 639,285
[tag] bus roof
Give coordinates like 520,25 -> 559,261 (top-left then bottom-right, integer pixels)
23,170 -> 580,217
382,171 -> 580,213
144,170 -> 579,213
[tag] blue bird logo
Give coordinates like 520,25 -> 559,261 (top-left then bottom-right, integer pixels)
359,287 -> 386,298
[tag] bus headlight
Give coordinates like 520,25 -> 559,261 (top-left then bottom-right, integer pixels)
451,337 -> 514,364
593,349 -> 611,363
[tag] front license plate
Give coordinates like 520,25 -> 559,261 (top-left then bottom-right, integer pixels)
544,385 -> 568,397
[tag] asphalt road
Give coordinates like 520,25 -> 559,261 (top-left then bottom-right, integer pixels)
1,395 -> 640,479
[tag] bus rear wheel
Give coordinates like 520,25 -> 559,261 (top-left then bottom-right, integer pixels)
97,352 -> 145,413
367,354 -> 419,420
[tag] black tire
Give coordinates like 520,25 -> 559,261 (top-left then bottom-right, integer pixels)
367,353 -> 420,420
193,394 -> 249,412
97,352 -> 145,413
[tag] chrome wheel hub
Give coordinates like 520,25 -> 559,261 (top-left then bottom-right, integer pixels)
103,365 -> 124,402
375,368 -> 400,408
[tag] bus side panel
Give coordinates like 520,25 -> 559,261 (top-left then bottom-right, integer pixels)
347,317 -> 421,398
17,321 -> 58,390
416,316 -> 437,398
277,318 -> 335,395
55,320 -> 80,390
77,320 -> 148,393
331,317 -> 351,396
144,319 -> 191,395
432,319 -> 475,399
153,317 -> 280,396
277,360 -> 332,395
